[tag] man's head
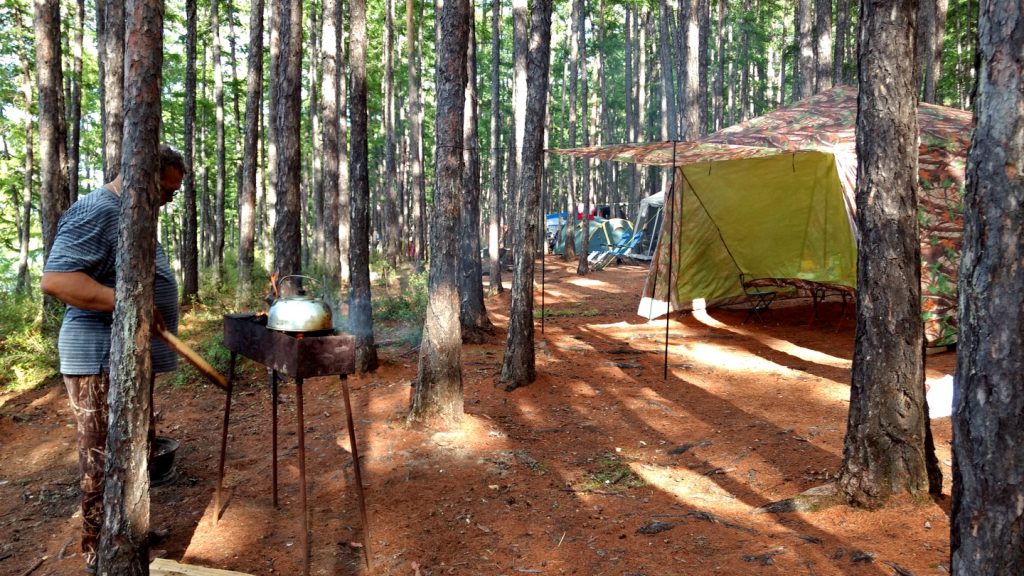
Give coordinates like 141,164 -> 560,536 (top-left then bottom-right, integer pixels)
158,145 -> 186,205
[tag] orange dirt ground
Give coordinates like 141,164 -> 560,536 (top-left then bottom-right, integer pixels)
1,257 -> 956,575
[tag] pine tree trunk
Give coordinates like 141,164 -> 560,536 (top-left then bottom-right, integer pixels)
815,0 -> 833,93
321,0 -> 341,306
952,1 -> 1024,569
348,0 -> 379,372
102,0 -> 125,181
410,0 -> 470,427
834,0 -> 848,85
918,0 -> 948,103
68,0 -> 84,203
487,0 -> 503,292
510,0 -> 528,234
98,0 -> 163,572
16,42 -> 34,294
265,0 -> 281,271
182,0 -> 200,303
384,0 -> 400,266
564,14 -> 578,263
308,7 -> 322,269
795,0 -> 814,101
408,0 -> 425,271
238,0 -> 264,295
500,0 -> 553,391
212,0 -> 226,280
460,1 -> 493,343
624,6 -> 638,212
338,0 -> 351,284
680,0 -> 700,139
35,0 -> 70,332
575,0 -> 590,276
836,0 -> 940,508
657,0 -> 677,139
273,0 -> 303,279
714,0 -> 726,130
696,0 -> 709,135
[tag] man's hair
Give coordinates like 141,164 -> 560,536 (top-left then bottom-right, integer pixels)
159,144 -> 187,176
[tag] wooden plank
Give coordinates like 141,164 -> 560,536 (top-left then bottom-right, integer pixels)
149,558 -> 253,576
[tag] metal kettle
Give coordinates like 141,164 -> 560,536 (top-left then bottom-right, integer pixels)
267,275 -> 334,333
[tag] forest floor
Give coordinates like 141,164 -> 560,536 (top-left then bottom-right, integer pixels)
1,256 -> 956,576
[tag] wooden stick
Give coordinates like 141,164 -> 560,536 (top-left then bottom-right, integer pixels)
153,325 -> 228,390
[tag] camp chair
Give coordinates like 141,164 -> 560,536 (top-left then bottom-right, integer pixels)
740,273 -> 775,324
592,231 -> 644,270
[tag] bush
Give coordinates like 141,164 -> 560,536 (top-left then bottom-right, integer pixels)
0,292 -> 58,392
372,271 -> 428,325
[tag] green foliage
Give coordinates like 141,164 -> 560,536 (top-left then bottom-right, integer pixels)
576,452 -> 647,492
0,291 -> 58,392
372,270 -> 428,325
533,303 -> 600,319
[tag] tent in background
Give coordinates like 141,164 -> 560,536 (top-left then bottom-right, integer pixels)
626,191 -> 665,261
553,217 -> 634,256
548,86 -> 971,347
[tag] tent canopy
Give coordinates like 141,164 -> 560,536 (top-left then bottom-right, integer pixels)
548,86 -> 971,346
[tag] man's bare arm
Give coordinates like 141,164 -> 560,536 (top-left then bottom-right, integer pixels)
40,271 -> 115,312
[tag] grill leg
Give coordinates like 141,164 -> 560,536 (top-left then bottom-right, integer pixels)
342,376 -> 372,572
215,352 -> 237,524
271,370 -> 279,508
296,378 -> 310,576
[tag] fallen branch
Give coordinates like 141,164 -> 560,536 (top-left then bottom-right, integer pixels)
18,556 -> 46,576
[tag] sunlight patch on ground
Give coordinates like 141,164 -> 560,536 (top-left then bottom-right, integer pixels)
694,309 -> 852,369
630,463 -> 750,512
563,277 -> 616,290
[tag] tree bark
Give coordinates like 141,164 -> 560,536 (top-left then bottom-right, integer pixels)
714,0 -> 727,130
102,0 -> 125,181
98,0 -> 163,572
487,0 -> 503,292
408,0 -> 425,270
338,0 -> 351,284
68,0 -> 84,203
460,0 -> 493,343
16,23 -> 34,295
834,0 -> 849,85
499,0 -> 553,391
321,0 -> 341,307
181,0 -> 199,303
657,0 -> 677,139
510,0 -> 528,237
348,0 -> 379,372
35,0 -> 71,332
679,0 -> 700,139
836,0 -> 940,508
951,0 -> 1024,571
794,0 -> 814,101
814,0 -> 833,93
273,0 -> 303,279
212,0 -> 226,280
238,0 -> 264,296
383,0 -> 400,266
409,0 -> 470,428
918,0 -> 948,103
575,0 -> 590,275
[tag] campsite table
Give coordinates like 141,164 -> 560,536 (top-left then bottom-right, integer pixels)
741,277 -> 854,328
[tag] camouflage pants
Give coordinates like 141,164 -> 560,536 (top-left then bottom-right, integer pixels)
64,372 -> 155,570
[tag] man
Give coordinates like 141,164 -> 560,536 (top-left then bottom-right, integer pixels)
40,145 -> 184,574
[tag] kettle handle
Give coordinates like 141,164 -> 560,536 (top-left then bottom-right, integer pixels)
276,274 -> 318,294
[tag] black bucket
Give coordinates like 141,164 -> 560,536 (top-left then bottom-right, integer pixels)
150,436 -> 179,485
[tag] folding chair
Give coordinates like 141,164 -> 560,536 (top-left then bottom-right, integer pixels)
740,273 -> 776,324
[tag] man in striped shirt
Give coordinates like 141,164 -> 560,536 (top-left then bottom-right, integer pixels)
40,145 -> 184,574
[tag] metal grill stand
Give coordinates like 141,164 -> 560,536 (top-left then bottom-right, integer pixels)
218,314 -> 369,575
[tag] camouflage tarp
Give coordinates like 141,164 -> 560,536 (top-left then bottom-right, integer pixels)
549,86 -> 971,346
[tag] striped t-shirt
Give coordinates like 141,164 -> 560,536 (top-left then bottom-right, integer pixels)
44,187 -> 179,375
